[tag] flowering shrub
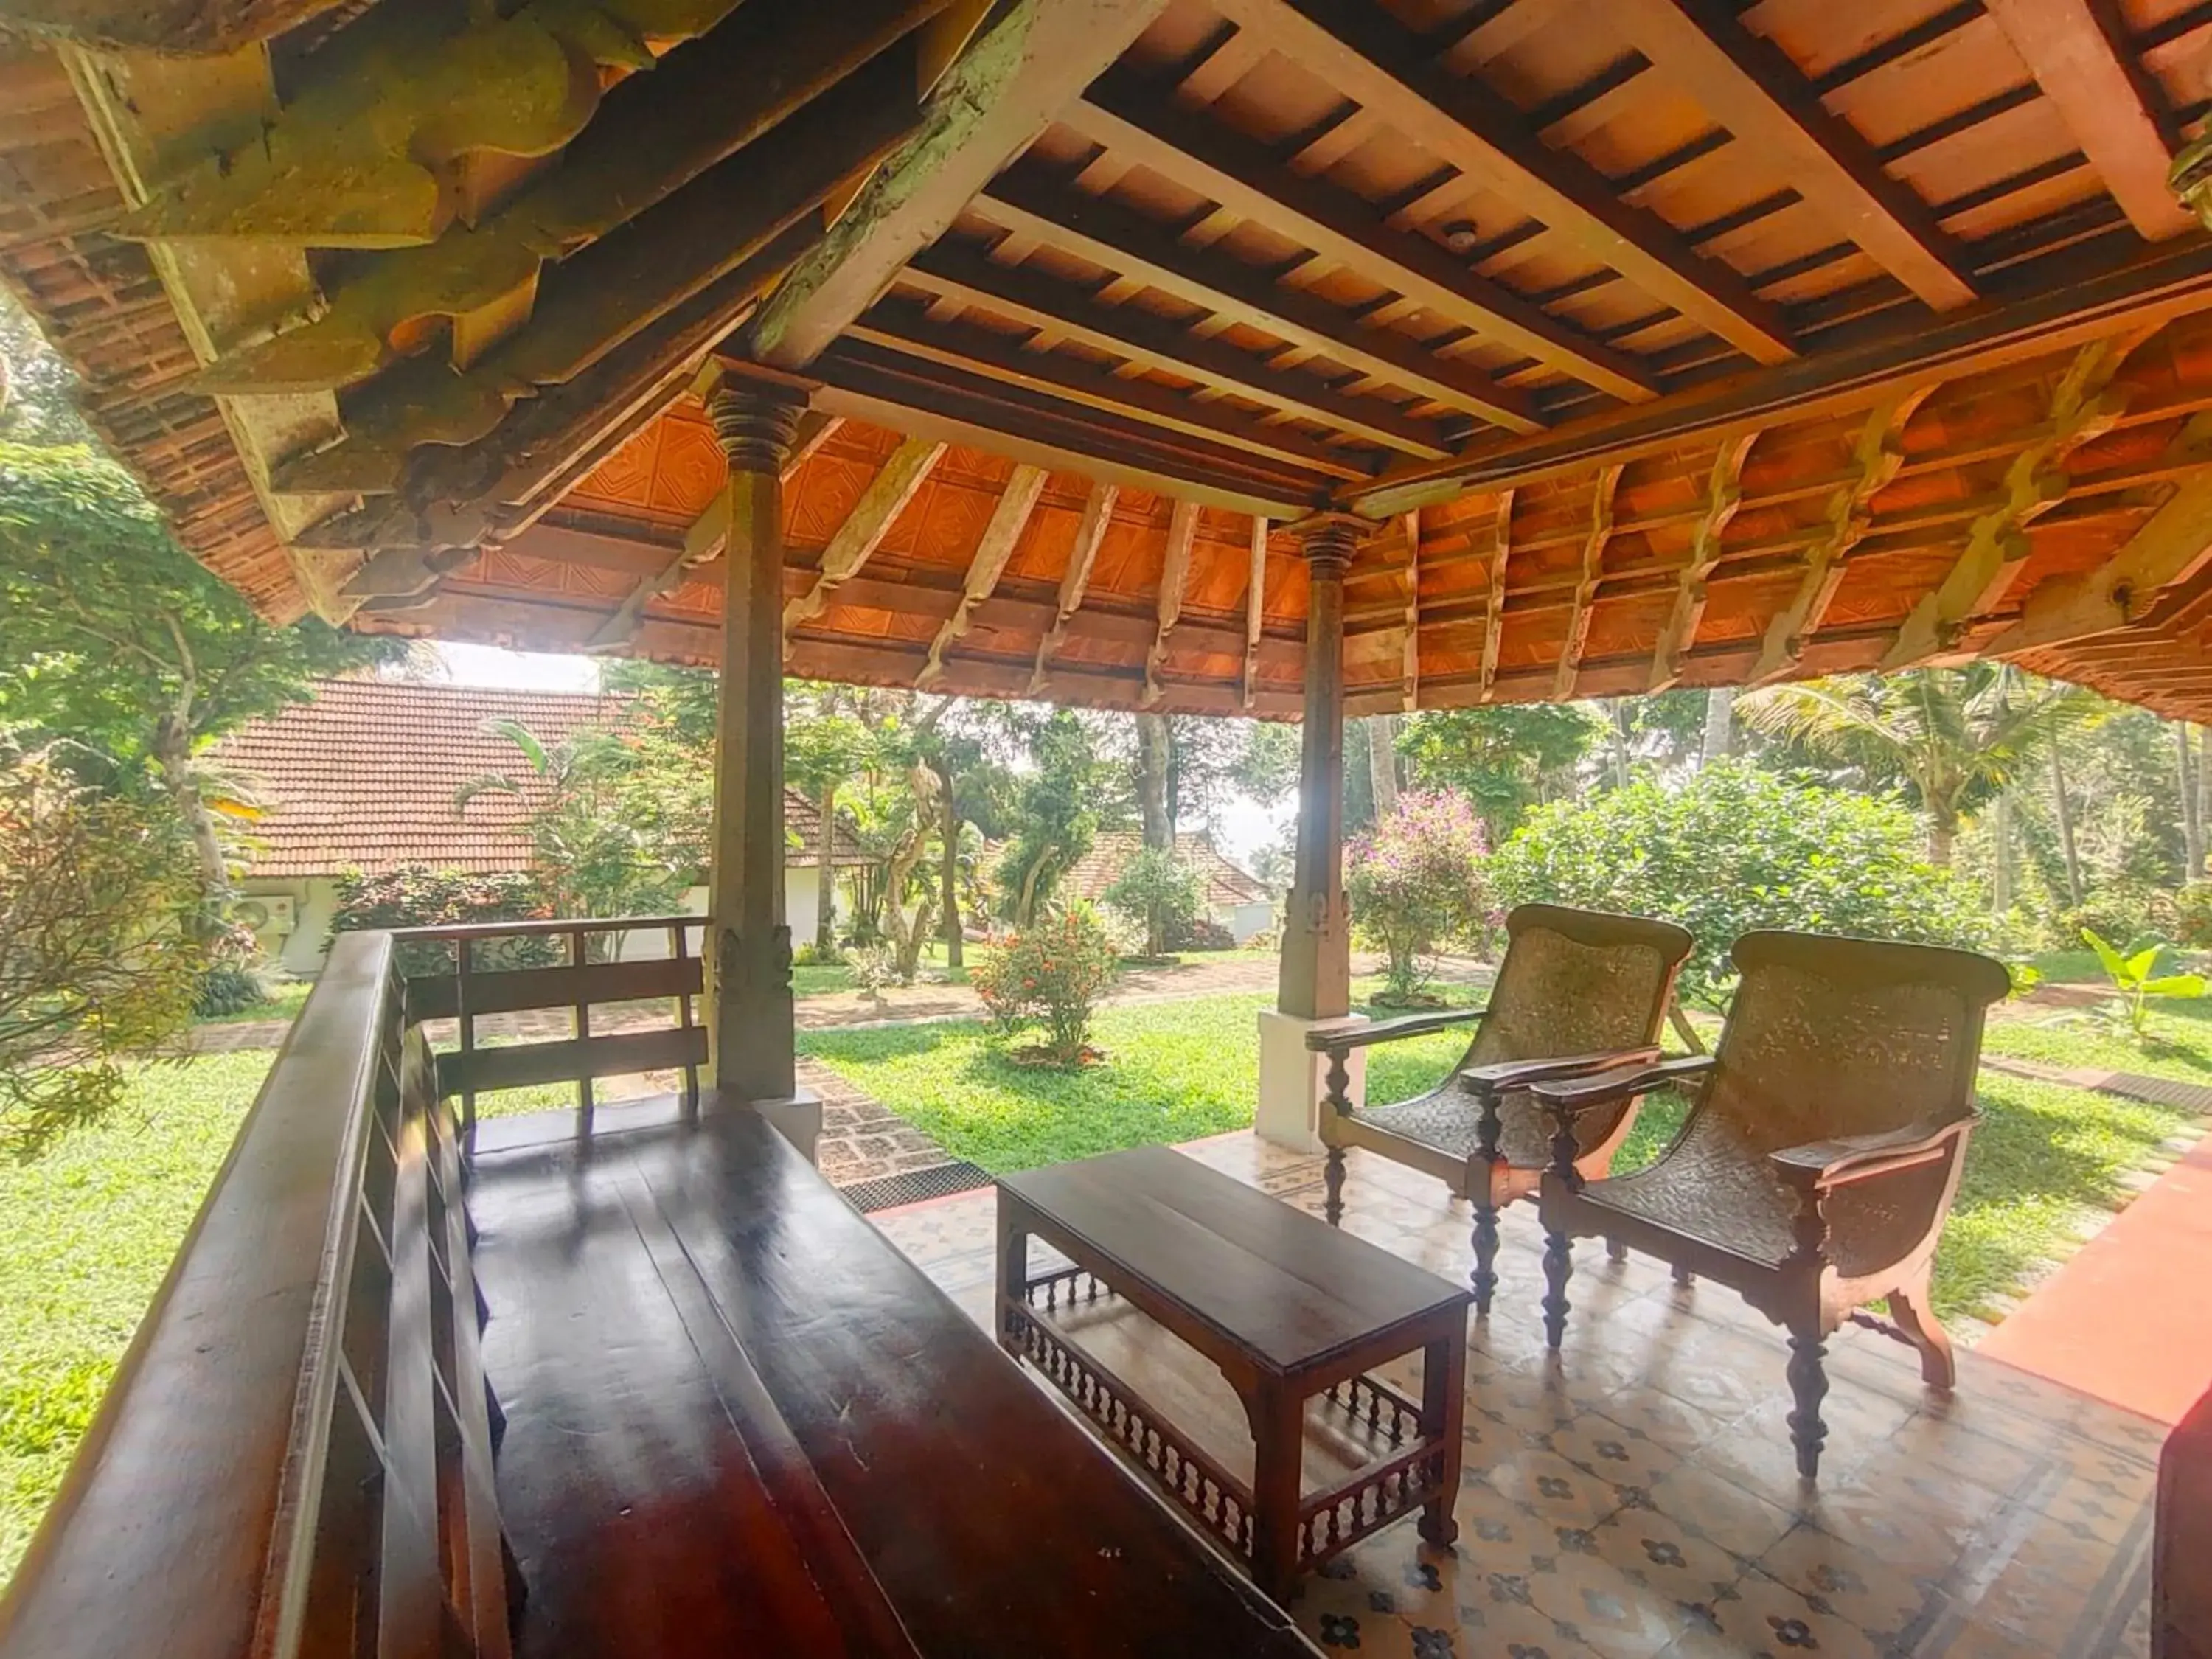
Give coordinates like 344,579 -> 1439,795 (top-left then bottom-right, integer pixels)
971,902 -> 1120,1065
1346,790 -> 1493,1003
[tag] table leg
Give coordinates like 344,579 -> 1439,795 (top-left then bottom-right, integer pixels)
1245,1382 -> 1306,1604
1419,1317 -> 1466,1548
995,1195 -> 1028,1359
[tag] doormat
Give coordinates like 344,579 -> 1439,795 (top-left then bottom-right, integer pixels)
839,1159 -> 994,1214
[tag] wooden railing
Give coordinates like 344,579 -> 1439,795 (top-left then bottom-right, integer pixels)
0,931 -> 512,1659
393,914 -> 709,1140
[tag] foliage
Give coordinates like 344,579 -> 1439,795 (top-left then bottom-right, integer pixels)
1346,790 -> 1492,1003
1169,914 -> 1237,952
992,709 -> 1111,925
1104,846 -> 1204,959
970,904 -> 1120,1065
849,944 -> 901,1002
192,961 -> 268,1019
1399,703 -> 1605,840
2177,881 -> 2212,949
328,866 -> 558,978
0,749 -> 203,1157
2057,881 -> 2175,957
1490,760 -> 1990,1004
2081,928 -> 2206,1037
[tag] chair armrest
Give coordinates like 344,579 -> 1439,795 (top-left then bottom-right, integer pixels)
1306,1006 -> 1486,1054
1458,1046 -> 1662,1099
1767,1116 -> 1974,1190
1528,1054 -> 1715,1115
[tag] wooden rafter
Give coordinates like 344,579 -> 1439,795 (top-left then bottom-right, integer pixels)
1143,500 -> 1203,706
900,243 -> 1447,459
1478,487 -> 1515,700
1615,0 -> 1975,313
1751,391 -> 1927,683
784,437 -> 946,637
1554,465 -> 1623,699
918,462 -> 1049,685
748,0 -> 1168,370
1242,515 -> 1269,711
1882,330 -> 2149,667
978,161 -> 1544,434
1208,0 -> 1794,366
1983,0 -> 2194,243
1029,481 -> 1119,693
8,0 -> 343,52
1401,509 -> 1422,712
1064,70 -> 1657,404
1647,431 -> 1758,692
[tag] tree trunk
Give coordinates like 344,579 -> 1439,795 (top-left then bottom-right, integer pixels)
1367,713 -> 1399,816
2183,722 -> 2206,881
152,711 -> 228,939
2051,745 -> 2083,907
1136,712 -> 1173,850
1992,792 -> 2013,914
1702,686 -> 1734,767
1927,810 -> 1956,867
940,782 -> 964,968
814,784 -> 838,953
1608,703 -> 1632,790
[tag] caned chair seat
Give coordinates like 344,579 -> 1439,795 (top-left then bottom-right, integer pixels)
1571,1114 -> 1800,1267
1351,1089 -> 1556,1169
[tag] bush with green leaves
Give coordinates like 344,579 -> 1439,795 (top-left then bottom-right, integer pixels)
2062,880 -> 2178,956
970,903 -> 1120,1066
2081,928 -> 2207,1037
2177,882 -> 2212,950
1104,847 -> 1204,959
1489,760 -> 1990,1005
1346,790 -> 1492,1003
328,866 -> 560,978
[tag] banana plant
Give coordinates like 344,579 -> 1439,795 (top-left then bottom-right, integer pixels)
2081,928 -> 2208,1037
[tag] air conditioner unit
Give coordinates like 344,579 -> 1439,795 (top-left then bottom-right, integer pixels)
233,894 -> 296,939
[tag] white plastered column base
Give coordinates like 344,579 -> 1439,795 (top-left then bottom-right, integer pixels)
1255,1009 -> 1368,1153
749,1085 -> 824,1166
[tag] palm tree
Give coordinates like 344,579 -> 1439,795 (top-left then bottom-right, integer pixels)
1738,667 -> 2093,865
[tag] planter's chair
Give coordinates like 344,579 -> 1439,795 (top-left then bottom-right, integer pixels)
1310,904 -> 1694,1314
1532,931 -> 2009,1479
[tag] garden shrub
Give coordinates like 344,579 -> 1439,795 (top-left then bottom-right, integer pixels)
971,903 -> 1120,1065
192,962 -> 268,1017
1168,914 -> 1237,952
329,866 -> 560,978
1104,847 -> 1204,959
1489,760 -> 1990,1005
2177,881 -> 2212,949
1346,790 -> 1492,1003
2061,880 -> 2177,956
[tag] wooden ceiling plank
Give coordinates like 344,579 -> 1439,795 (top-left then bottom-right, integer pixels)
850,296 -> 1374,479
1031,481 -> 1120,692
1144,498 -> 1203,706
980,159 -> 1544,432
1208,0 -> 1795,365
1983,0 -> 2194,243
918,462 -> 1050,684
1554,464 -> 1624,699
1243,514 -> 1270,710
902,242 -> 1454,458
1067,72 -> 1656,402
784,436 -> 947,637
1401,507 -> 1421,711
1478,487 -> 1516,699
749,0 -> 1169,370
1615,0 -> 1977,313
1647,428 -> 1758,691
1882,329 -> 2149,667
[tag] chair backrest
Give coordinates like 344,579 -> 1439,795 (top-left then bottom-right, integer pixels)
1701,931 -> 2011,1153
1465,904 -> 1696,1069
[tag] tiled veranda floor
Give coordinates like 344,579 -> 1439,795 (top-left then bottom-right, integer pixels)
873,1133 -> 2164,1659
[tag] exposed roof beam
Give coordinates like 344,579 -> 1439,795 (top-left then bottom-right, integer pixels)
1882,330 -> 2146,667
1478,489 -> 1514,699
1401,509 -> 1422,711
1031,483 -> 1119,692
1143,500 -> 1203,706
3,0 -> 341,51
1065,70 -> 1657,403
1983,0 -> 2194,242
1614,0 -> 1976,313
1208,0 -> 1794,366
1750,391 -> 1927,682
901,243 -> 1449,459
850,296 -> 1374,479
918,462 -> 1049,685
1554,465 -> 1623,699
1242,515 -> 1270,711
785,437 -> 947,637
1647,431 -> 1756,691
979,160 -> 1544,433
748,0 -> 1169,369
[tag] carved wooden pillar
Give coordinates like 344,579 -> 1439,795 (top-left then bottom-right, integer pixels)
704,368 -> 808,1105
1279,513 -> 1360,1022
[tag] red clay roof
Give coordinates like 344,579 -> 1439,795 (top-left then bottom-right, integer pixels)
215,678 -> 852,877
1062,830 -> 1272,914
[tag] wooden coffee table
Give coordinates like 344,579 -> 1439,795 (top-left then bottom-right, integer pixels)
995,1145 -> 1470,1603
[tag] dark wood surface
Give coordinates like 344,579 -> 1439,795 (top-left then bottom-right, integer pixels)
998,1144 -> 1468,1377
469,1107 -> 1318,1659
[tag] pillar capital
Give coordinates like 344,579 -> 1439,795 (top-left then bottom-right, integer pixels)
705,363 -> 813,473
1286,511 -> 1371,577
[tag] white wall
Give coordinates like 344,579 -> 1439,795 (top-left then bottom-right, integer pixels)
238,877 -> 341,978
1219,899 -> 1276,945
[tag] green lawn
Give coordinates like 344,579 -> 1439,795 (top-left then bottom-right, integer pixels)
1983,995 -> 2212,1083
190,978 -> 313,1025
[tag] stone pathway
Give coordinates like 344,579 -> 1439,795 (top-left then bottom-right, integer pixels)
800,1056 -> 964,1187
